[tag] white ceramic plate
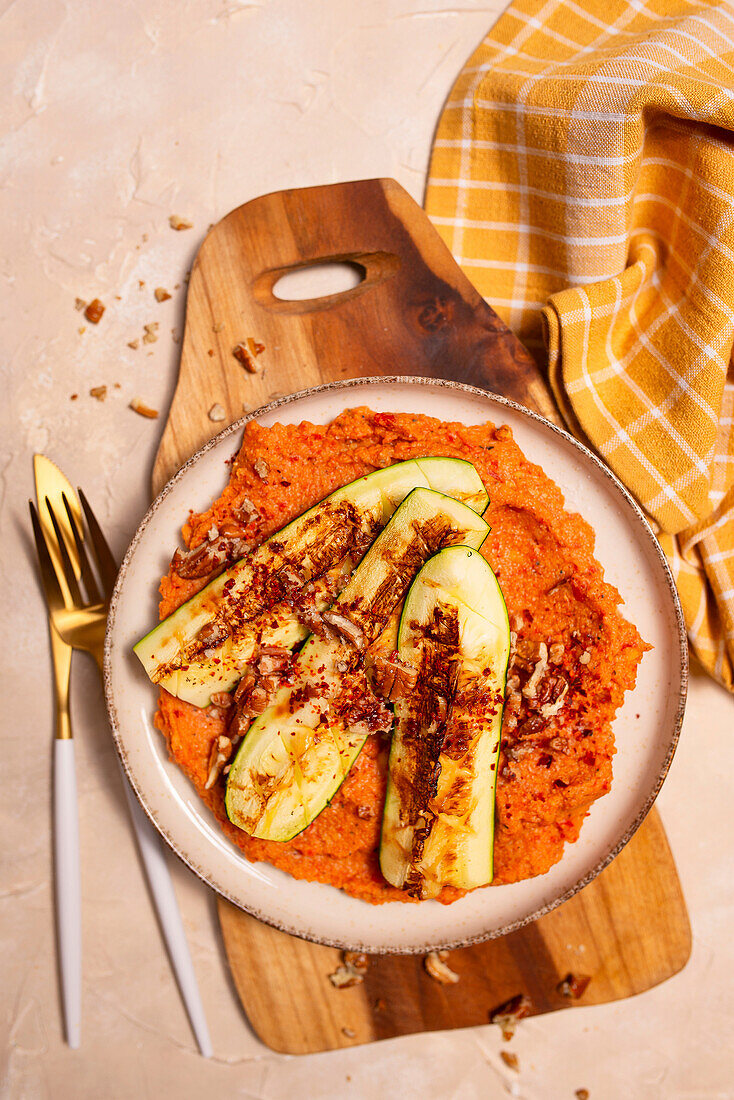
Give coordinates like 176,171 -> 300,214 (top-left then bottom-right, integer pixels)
104,377 -> 687,953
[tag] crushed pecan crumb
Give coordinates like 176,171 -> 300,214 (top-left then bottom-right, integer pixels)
328,966 -> 364,989
557,973 -> 591,999
130,397 -> 159,419
142,322 -> 159,345
74,297 -> 87,311
365,651 -> 418,701
424,950 -> 459,985
210,692 -> 232,708
489,993 -> 532,1040
253,457 -> 269,480
500,1051 -> 519,1071
343,951 -> 369,974
233,337 -> 265,372
522,642 -> 548,699
89,385 -> 107,401
321,610 -> 366,649
84,298 -> 105,324
208,403 -> 226,422
575,1091 -> 589,1100
127,339 -> 139,350
169,214 -> 193,231
154,287 -> 171,302
205,735 -> 232,789
328,950 -> 369,988
549,642 -> 565,664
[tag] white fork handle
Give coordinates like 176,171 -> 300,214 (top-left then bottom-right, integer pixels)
54,739 -> 81,1049
120,775 -> 213,1058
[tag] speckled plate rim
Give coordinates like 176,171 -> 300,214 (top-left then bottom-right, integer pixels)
103,375 -> 688,953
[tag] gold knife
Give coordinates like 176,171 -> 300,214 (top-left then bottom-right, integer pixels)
33,454 -> 83,1049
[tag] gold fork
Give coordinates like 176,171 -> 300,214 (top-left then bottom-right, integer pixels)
30,477 -> 212,1057
30,490 -> 113,667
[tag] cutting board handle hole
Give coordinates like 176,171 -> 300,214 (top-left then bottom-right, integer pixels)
253,252 -> 400,314
273,261 -> 364,301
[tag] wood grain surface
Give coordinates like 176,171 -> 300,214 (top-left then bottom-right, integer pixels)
152,178 -> 690,1055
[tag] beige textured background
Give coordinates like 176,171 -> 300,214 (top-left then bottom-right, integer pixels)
2,1 -> 733,1097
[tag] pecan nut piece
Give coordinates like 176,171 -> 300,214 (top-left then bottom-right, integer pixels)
424,950 -> 459,985
489,993 -> 533,1040
364,651 -> 418,701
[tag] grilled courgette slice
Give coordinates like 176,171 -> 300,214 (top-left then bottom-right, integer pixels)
225,489 -> 490,841
380,545 -> 510,897
134,457 -> 488,707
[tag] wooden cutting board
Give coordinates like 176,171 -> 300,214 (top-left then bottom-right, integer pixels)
152,178 -> 690,1054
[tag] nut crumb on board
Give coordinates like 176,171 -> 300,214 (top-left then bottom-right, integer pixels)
328,950 -> 369,988
424,950 -> 459,985
130,397 -> 159,419
341,1027 -> 356,1039
154,287 -> 171,302
500,1051 -> 519,1072
489,993 -> 533,1040
208,404 -> 226,422
233,337 -> 265,372
84,298 -> 105,324
127,338 -> 139,350
74,297 -> 86,311
328,967 -> 363,989
169,214 -> 193,231
89,385 -> 107,401
142,322 -> 159,345
575,1091 -> 589,1100
557,973 -> 591,999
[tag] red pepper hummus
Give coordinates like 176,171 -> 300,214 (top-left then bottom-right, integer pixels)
155,408 -> 648,904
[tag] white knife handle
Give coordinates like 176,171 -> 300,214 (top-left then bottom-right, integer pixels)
120,775 -> 213,1058
54,739 -> 81,1050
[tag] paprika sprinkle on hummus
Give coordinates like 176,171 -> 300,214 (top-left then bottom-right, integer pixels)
153,407 -> 648,904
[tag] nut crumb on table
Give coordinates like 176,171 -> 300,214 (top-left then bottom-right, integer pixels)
130,397 -> 159,419
169,214 -> 193,230
84,298 -> 105,324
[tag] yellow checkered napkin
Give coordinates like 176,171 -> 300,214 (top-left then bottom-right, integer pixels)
426,0 -> 734,690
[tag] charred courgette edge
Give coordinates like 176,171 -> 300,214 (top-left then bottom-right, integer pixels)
134,457 -> 488,707
224,488 -> 491,842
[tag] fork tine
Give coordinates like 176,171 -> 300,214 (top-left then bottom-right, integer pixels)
78,489 -> 118,601
29,501 -> 67,616
46,498 -> 83,607
62,493 -> 101,605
